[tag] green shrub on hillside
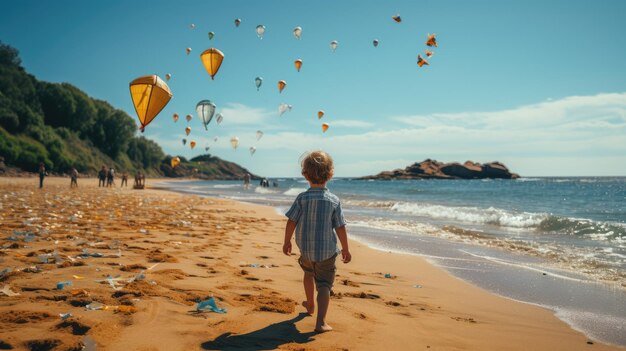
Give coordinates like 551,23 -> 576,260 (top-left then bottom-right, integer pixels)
0,42 -> 163,174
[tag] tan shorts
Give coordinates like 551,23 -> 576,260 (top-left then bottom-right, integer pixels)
298,254 -> 337,290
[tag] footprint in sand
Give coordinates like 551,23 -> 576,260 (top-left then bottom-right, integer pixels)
55,320 -> 91,335
25,339 -> 63,351
341,279 -> 360,287
342,292 -> 381,299
235,294 -> 295,314
451,316 -> 478,323
0,310 -> 54,324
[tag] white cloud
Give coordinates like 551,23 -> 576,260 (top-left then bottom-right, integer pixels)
394,92 -> 626,131
329,120 -> 375,128
218,103 -> 274,125
158,93 -> 626,176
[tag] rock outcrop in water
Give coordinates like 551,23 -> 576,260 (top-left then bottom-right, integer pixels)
360,159 -> 520,180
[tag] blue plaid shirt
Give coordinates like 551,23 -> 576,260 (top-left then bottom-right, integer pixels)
285,187 -> 347,262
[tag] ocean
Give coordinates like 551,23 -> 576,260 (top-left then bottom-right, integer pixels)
159,177 -> 626,346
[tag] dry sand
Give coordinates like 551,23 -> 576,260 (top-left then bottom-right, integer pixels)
0,177 -> 622,351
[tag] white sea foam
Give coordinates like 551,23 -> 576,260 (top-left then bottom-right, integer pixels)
350,219 -> 439,235
516,178 -> 541,182
554,309 -> 626,346
344,199 -> 396,208
213,184 -> 240,189
283,188 -> 307,196
254,187 -> 277,194
390,202 -> 548,228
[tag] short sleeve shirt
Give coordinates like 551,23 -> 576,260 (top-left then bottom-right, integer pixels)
285,187 -> 347,262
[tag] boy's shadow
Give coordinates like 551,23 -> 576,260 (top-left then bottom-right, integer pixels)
200,313 -> 315,350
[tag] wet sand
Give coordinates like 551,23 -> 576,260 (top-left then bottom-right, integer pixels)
0,177 -> 622,350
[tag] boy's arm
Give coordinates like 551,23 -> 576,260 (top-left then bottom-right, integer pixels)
283,219 -> 297,256
335,225 -> 351,263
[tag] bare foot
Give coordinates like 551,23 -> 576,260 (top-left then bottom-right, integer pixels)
302,301 -> 314,315
315,324 -> 333,333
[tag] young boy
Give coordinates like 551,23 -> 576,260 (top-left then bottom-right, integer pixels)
283,150 -> 351,333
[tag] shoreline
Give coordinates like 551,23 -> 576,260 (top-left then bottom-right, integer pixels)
346,229 -> 626,346
0,177 -> 623,350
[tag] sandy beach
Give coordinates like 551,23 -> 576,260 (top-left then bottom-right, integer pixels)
0,177 -> 622,351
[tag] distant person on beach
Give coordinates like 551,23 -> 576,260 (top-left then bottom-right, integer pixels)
38,162 -> 47,189
283,150 -> 351,333
98,166 -> 106,187
70,168 -> 78,188
134,171 -> 145,189
243,173 -> 251,189
121,172 -> 128,187
106,167 -> 115,187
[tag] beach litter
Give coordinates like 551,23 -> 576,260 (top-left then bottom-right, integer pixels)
23,266 -> 43,273
414,284 -> 423,288
8,230 -> 36,242
78,249 -> 104,258
197,297 -> 227,313
57,281 -> 73,290
384,273 -> 393,278
104,275 -> 123,290
171,220 -> 192,227
85,302 -> 105,310
59,313 -> 73,320
1,284 -> 20,296
84,302 -> 137,313
127,271 -> 145,283
0,267 -> 12,278
38,252 -> 63,264
239,263 -> 278,269
71,288 -> 89,297
83,336 -> 97,351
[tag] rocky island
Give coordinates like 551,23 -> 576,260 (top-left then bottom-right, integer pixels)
360,159 -> 520,180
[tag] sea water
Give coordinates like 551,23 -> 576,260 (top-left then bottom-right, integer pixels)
160,177 -> 626,346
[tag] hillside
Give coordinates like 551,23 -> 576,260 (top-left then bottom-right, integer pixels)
0,42 -> 256,180
161,154 -> 261,180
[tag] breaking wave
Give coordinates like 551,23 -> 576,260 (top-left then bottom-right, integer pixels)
283,188 -> 307,196
346,201 -> 625,242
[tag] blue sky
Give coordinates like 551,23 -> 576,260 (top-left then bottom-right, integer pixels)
1,0 -> 625,176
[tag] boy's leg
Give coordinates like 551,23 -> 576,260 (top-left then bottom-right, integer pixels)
316,286 -> 332,332
313,254 -> 337,332
303,272 -> 315,314
298,257 -> 316,315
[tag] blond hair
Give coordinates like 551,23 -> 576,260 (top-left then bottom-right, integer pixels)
300,150 -> 334,184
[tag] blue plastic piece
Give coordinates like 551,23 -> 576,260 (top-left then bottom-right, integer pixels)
196,297 -> 227,313
57,281 -> 73,290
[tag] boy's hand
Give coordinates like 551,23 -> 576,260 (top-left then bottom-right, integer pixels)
341,249 -> 352,263
282,241 -> 292,256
